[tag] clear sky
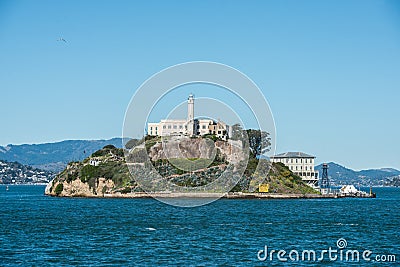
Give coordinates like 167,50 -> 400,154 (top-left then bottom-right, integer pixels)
0,0 -> 399,170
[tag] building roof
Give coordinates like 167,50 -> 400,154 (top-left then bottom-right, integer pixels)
271,152 -> 315,159
159,119 -> 187,123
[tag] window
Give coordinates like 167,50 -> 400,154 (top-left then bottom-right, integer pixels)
291,159 -> 293,163
300,159 -> 302,163
179,125 -> 183,129
287,159 -> 289,163
155,127 -> 158,130
173,125 -> 177,129
163,125 -> 166,129
295,166 -> 298,170
150,127 -> 152,130
296,159 -> 298,163
202,125 -> 206,129
168,125 -> 171,129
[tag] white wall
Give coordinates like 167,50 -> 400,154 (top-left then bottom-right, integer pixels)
271,157 -> 319,180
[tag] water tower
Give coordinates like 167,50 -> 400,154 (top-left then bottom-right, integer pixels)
319,163 -> 330,194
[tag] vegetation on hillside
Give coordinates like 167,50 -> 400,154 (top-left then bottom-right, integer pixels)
54,183 -> 64,195
50,131 -> 319,195
53,145 -> 135,194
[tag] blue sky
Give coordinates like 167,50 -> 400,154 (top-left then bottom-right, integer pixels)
0,0 -> 399,170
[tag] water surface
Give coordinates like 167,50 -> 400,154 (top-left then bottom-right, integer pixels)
0,186 -> 398,266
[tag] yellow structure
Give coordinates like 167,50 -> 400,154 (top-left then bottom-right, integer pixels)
259,184 -> 269,193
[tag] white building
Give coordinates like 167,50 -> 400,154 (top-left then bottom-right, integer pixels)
340,185 -> 358,194
147,94 -> 230,140
148,119 -> 187,137
270,152 -> 319,187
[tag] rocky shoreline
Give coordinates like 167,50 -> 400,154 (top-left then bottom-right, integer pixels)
45,191 -> 375,199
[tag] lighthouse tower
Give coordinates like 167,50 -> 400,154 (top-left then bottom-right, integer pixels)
187,94 -> 195,136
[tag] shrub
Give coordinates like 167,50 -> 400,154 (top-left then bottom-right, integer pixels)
54,183 -> 64,195
203,134 -> 218,142
80,165 -> 99,182
102,186 -> 108,194
103,145 -> 117,150
120,187 -> 132,194
66,172 -> 78,182
125,139 -> 139,149
91,150 -> 106,157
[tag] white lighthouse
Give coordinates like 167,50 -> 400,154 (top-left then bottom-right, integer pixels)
187,94 -> 195,136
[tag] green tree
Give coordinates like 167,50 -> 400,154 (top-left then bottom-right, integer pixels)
124,138 -> 140,149
54,183 -> 64,195
246,129 -> 271,158
230,123 -> 244,140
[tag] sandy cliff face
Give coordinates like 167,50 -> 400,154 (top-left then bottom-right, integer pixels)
148,137 -> 245,163
148,138 -> 214,160
47,178 -> 115,197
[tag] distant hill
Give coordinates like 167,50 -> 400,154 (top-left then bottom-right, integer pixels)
315,162 -> 400,186
385,176 -> 400,187
0,138 -> 124,172
0,160 -> 55,184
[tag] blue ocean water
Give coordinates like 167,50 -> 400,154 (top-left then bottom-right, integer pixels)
0,186 -> 398,266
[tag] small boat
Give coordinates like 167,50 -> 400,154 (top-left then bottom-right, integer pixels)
6,185 -> 9,191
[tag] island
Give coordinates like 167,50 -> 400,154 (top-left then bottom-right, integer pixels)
45,134 -> 321,198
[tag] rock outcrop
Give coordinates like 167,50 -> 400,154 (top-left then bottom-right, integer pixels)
46,178 -> 115,197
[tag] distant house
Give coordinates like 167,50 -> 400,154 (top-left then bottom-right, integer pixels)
89,159 -> 101,166
270,152 -> 319,187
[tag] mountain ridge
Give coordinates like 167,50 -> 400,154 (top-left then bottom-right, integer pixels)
315,162 -> 400,186
0,138 -> 125,172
